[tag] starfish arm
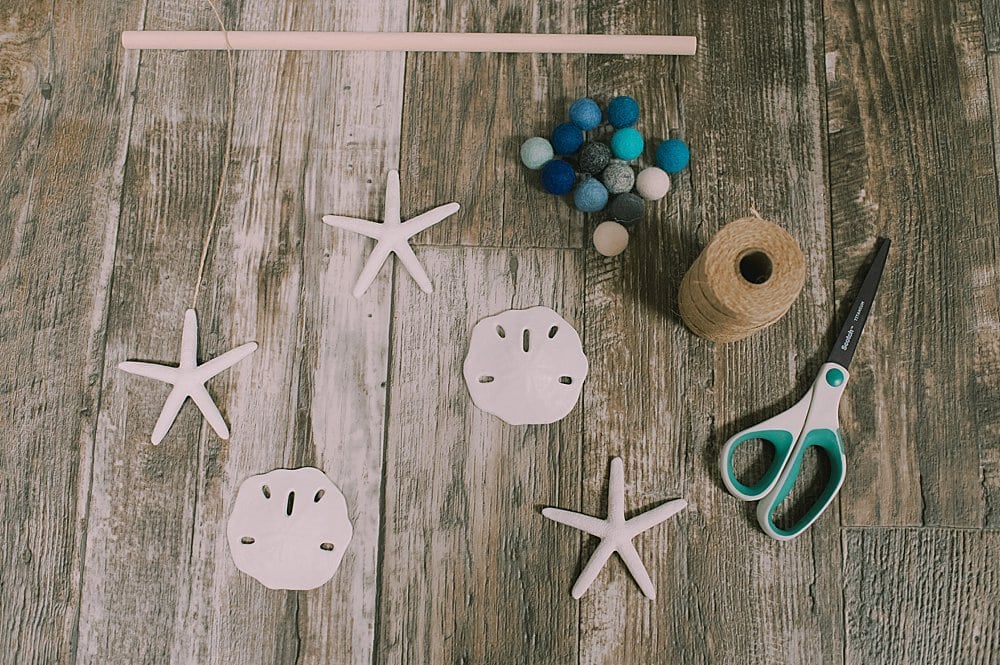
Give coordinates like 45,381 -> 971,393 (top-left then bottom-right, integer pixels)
392,241 -> 433,293
626,499 -> 688,536
180,309 -> 199,369
321,215 -> 385,240
150,386 -> 189,445
617,541 -> 657,599
196,341 -> 258,381
188,383 -> 230,440
118,361 -> 178,384
352,241 -> 394,298
608,457 -> 626,518
571,539 -> 617,599
542,508 -> 607,537
402,202 -> 460,237
384,170 -> 401,225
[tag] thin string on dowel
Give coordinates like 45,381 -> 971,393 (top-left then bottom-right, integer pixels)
191,0 -> 236,309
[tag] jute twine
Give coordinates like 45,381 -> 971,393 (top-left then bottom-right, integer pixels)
678,216 -> 805,343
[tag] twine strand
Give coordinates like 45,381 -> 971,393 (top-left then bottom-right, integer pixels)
192,0 -> 236,309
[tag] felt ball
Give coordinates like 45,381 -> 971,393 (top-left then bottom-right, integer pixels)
607,192 -> 645,227
577,141 -> 611,174
593,221 -> 630,257
606,95 -> 640,128
610,128 -> 644,161
600,160 -> 636,194
573,177 -> 609,213
520,137 -> 554,170
569,97 -> 602,131
635,166 -> 672,200
655,138 -> 691,174
551,122 -> 585,155
540,159 -> 577,195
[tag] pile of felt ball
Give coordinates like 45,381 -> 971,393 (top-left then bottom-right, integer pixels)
519,95 -> 690,257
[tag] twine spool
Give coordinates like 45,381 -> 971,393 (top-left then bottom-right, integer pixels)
679,216 -> 805,343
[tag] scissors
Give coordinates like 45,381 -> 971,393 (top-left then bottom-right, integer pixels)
719,238 -> 890,540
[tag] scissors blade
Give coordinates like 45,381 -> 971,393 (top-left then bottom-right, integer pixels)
827,238 -> 890,369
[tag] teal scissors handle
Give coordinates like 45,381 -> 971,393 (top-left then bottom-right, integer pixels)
719,363 -> 850,540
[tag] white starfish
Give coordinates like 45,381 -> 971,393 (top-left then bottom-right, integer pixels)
118,309 -> 257,445
322,169 -> 460,298
543,457 -> 687,600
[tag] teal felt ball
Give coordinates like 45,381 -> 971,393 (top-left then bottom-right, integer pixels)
541,159 -> 577,195
610,128 -> 644,161
655,138 -> 690,174
573,177 -> 609,212
607,95 -> 640,128
520,137 -> 554,170
569,97 -> 602,131
551,122 -> 585,155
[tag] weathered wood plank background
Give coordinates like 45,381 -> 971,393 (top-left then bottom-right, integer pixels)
1,0 -> 998,663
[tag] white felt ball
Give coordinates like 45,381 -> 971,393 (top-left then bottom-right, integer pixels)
635,166 -> 672,201
593,221 -> 630,257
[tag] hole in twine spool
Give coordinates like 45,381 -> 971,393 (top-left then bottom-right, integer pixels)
738,251 -> 773,285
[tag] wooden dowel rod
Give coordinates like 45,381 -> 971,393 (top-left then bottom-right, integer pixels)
120,31 -> 697,55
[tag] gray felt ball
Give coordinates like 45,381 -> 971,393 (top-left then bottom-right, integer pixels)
607,192 -> 645,227
600,160 -> 636,194
578,141 -> 611,175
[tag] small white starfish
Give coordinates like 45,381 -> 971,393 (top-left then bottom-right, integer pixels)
118,309 -> 257,445
543,457 -> 687,600
322,170 -> 460,298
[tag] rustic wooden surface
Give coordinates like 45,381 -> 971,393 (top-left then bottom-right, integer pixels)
1,0 -> 998,663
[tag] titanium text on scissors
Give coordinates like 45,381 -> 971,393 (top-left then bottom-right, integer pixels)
719,238 -> 890,540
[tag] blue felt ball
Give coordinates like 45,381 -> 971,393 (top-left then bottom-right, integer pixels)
656,138 -> 691,173
573,177 -> 609,212
551,122 -> 585,155
610,128 -> 644,161
607,95 -> 640,128
569,97 -> 602,131
540,159 -> 577,195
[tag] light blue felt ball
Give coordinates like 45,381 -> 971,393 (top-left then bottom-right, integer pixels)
655,138 -> 690,174
610,128 -> 644,161
520,137 -> 555,170
551,122 -> 585,155
573,177 -> 610,212
606,95 -> 640,128
540,159 -> 577,195
569,97 -> 602,131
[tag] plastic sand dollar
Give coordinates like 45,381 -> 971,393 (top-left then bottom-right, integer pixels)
227,467 -> 353,590
463,307 -> 589,425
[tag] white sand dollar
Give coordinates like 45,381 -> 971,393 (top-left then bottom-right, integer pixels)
227,467 -> 353,590
463,306 -> 589,425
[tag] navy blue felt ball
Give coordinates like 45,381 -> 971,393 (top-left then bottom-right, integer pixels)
606,96 -> 640,129
551,122 -> 585,155
540,159 -> 577,195
569,97 -> 602,131
655,138 -> 690,173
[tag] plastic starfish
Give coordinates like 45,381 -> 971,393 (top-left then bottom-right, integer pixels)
543,457 -> 687,599
322,170 -> 460,298
118,309 -> 257,445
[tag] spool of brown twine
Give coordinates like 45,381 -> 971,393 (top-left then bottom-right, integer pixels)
679,216 -> 805,343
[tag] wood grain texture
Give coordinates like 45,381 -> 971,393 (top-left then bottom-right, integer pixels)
844,529 -> 1000,664
376,248 -> 583,664
825,0 -> 999,528
0,0 -> 141,661
400,0 -> 588,248
580,0 -> 844,662
74,0 -> 405,662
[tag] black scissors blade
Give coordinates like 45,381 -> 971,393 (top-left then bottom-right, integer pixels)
827,238 -> 890,369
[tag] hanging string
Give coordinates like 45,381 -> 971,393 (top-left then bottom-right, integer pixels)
191,0 -> 236,308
